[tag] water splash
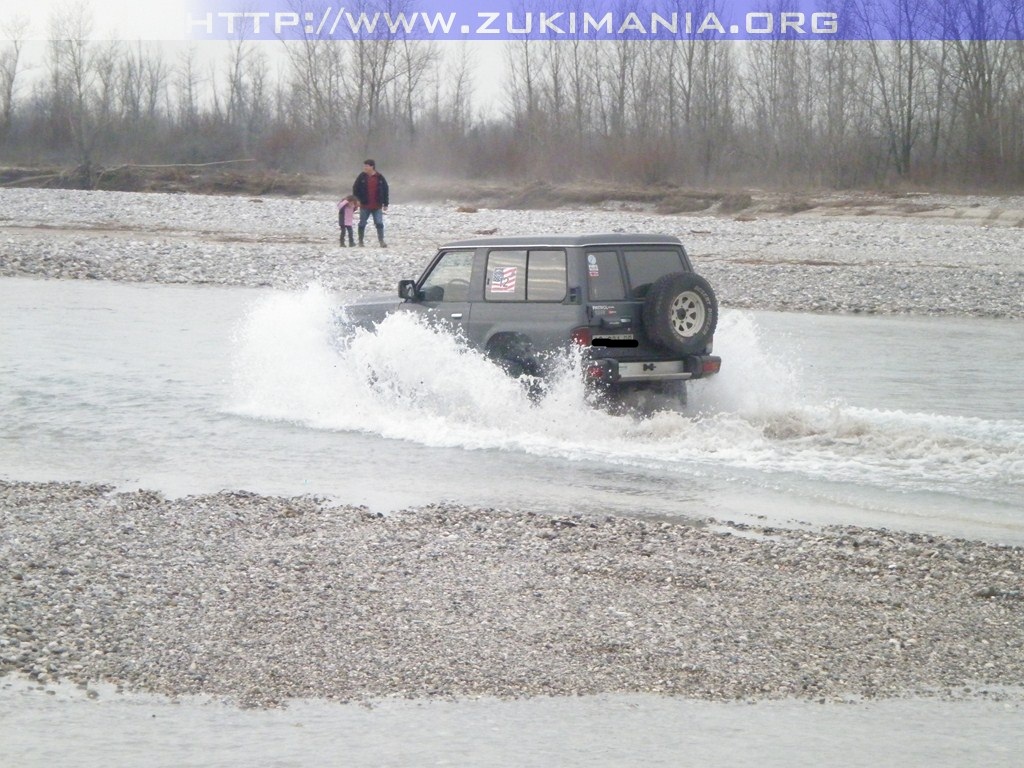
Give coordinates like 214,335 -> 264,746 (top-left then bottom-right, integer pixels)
229,285 -> 1024,506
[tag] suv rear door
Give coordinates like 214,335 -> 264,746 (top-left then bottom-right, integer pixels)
586,244 -> 692,360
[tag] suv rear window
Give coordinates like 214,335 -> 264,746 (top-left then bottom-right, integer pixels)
485,249 -> 566,302
623,249 -> 687,298
586,250 -> 626,301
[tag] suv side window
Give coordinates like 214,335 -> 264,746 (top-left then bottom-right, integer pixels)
586,250 -> 626,301
527,250 -> 567,301
420,249 -> 475,302
485,250 -> 526,301
485,249 -> 566,302
623,249 -> 686,298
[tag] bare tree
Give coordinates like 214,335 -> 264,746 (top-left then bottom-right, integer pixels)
225,33 -> 253,139
3,0 -> 1023,189
742,39 -> 812,181
505,31 -> 541,137
343,0 -> 405,154
120,42 -> 146,127
278,0 -> 350,141
0,15 -> 28,145
173,45 -> 203,133
563,28 -> 596,147
854,0 -> 932,178
689,40 -> 736,183
441,43 -> 475,139
391,38 -> 439,144
945,0 -> 1017,179
113,41 -> 166,133
244,46 -> 272,143
919,39 -> 954,178
47,1 -> 113,180
812,38 -> 872,186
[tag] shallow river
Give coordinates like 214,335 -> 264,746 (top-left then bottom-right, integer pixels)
1,276 -> 1022,765
2,277 -> 1022,541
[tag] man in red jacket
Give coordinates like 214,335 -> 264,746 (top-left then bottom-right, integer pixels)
352,159 -> 390,247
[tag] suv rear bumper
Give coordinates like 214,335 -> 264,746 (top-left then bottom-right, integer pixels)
586,355 -> 722,385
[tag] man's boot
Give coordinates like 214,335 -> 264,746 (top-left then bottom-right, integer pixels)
357,226 -> 365,247
376,225 -> 387,248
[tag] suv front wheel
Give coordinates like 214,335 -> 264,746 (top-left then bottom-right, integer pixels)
642,272 -> 718,354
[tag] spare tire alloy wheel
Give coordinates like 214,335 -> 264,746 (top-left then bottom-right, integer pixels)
643,272 -> 718,355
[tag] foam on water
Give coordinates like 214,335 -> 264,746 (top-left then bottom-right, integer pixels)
229,285 -> 1024,507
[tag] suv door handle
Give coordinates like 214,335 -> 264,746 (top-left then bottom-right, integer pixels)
450,312 -> 463,319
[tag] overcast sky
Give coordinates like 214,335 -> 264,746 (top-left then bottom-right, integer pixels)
3,0 -> 508,115
5,0 -> 187,40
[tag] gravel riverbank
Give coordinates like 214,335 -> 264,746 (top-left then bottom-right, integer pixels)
2,187 -> 1023,317
2,481 -> 1022,708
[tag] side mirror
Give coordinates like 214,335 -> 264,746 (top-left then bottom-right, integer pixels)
398,279 -> 418,301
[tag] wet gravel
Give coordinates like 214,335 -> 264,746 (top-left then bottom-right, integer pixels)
1,187 -> 1023,708
1,481 -> 1022,708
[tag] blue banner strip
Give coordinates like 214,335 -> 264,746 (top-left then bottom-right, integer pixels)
185,1 -> 1024,42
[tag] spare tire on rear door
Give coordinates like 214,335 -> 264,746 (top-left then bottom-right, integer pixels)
642,272 -> 718,354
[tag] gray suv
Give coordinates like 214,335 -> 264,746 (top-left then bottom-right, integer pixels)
341,234 -> 721,405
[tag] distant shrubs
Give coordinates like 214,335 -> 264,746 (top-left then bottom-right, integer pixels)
719,193 -> 753,213
773,197 -> 816,214
655,195 -> 714,214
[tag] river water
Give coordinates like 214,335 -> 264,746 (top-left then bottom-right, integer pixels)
1,276 -> 1023,765
2,277 -> 1022,541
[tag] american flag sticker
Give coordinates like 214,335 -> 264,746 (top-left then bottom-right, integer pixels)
491,266 -> 518,293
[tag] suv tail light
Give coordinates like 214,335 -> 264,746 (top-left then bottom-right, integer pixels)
585,359 -> 615,381
570,327 -> 593,346
701,357 -> 722,375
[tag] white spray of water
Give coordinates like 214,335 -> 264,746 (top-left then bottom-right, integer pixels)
229,285 -> 1024,504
